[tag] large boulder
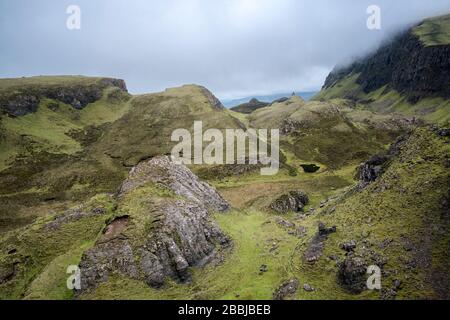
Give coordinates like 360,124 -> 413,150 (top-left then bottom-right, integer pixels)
337,256 -> 368,294
270,191 -> 309,214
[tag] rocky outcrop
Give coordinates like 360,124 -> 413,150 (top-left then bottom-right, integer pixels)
270,191 -> 309,214
337,256 -> 368,294
78,156 -> 230,292
0,77 -> 127,117
1,94 -> 40,117
357,154 -> 390,184
199,86 -> 225,109
303,222 -> 336,263
357,133 -> 408,187
119,156 -> 229,212
273,278 -> 299,300
323,27 -> 450,103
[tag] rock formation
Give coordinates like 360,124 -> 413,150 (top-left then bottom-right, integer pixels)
78,156 -> 230,292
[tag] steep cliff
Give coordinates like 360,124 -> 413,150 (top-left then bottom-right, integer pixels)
0,76 -> 128,117
315,14 -> 450,124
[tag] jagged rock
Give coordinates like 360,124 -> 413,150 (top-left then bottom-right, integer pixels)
340,240 -> 357,252
358,154 -> 389,183
337,256 -> 368,294
275,217 -> 295,229
378,238 -> 393,249
293,226 -> 307,238
380,288 -> 397,300
435,127 -> 450,137
304,222 -> 336,263
78,156 -> 231,292
303,283 -> 315,292
393,279 -> 402,290
270,191 -> 309,214
318,222 -> 337,236
119,156 -> 229,212
357,134 -> 408,187
280,118 -> 302,135
199,86 -> 224,109
273,278 -> 299,300
1,93 -> 40,117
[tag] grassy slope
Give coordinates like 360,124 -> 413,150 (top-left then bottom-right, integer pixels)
0,194 -> 116,300
249,96 -> 405,170
413,14 -> 450,46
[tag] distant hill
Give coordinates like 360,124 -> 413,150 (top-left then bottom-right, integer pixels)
230,98 -> 269,114
222,91 -> 317,108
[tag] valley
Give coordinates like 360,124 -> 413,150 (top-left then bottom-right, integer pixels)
0,14 -> 449,301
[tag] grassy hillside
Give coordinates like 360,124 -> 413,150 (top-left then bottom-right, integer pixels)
0,79 -> 243,233
413,14 -> 450,46
249,96 -> 409,169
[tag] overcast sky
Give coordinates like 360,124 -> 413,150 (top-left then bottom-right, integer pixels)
1,0 -> 450,99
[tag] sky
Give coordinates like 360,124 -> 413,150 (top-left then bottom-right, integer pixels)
1,0 -> 450,99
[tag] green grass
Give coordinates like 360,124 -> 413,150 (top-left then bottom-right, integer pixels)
413,14 -> 450,46
313,73 -> 362,101
0,76 -> 107,93
314,75 -> 450,126
0,194 -> 116,299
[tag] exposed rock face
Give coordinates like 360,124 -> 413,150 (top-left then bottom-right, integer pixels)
273,278 -> 299,300
337,256 -> 368,294
78,156 -> 230,292
270,191 -> 309,214
358,133 -> 408,186
199,86 -> 225,109
323,29 -> 450,103
304,222 -> 336,263
280,118 -> 302,135
340,240 -> 357,252
358,154 -> 390,184
0,77 -> 127,117
2,94 -> 40,117
119,156 -> 229,212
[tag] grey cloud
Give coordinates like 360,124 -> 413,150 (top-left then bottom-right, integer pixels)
1,0 -> 450,99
